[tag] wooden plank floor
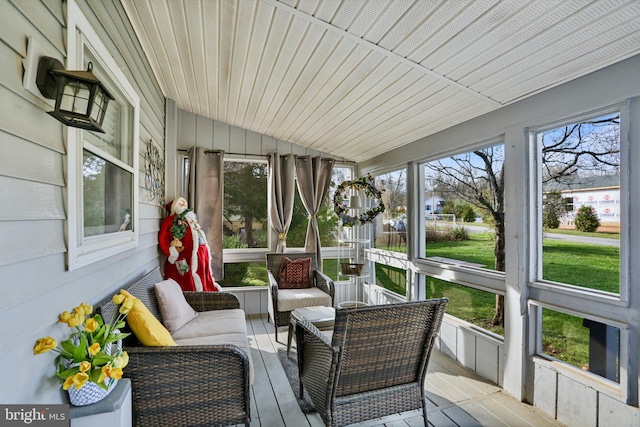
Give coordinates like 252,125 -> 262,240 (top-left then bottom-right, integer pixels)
243,315 -> 564,427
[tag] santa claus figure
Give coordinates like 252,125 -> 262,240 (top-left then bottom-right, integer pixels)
158,197 -> 221,292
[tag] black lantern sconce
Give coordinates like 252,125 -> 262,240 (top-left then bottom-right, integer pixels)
36,56 -> 114,133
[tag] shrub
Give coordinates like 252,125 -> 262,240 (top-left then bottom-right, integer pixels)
461,205 -> 476,223
426,225 -> 469,243
543,205 -> 560,229
223,234 -> 248,249
451,226 -> 469,241
574,205 -> 600,232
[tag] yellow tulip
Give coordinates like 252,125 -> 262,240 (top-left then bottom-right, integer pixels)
80,303 -> 93,316
62,377 -> 74,391
33,337 -> 57,354
98,365 -> 111,384
113,351 -> 129,369
109,368 -> 123,380
112,294 -> 124,305
119,297 -> 135,314
79,361 -> 91,373
58,311 -> 72,324
71,373 -> 89,390
84,318 -> 98,333
88,343 -> 101,356
67,312 -> 83,328
73,305 -> 85,317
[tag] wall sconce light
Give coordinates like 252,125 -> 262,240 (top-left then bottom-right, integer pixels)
36,56 -> 114,133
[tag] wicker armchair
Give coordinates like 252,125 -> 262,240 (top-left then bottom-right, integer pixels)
266,252 -> 335,342
295,298 -> 449,427
98,269 -> 250,427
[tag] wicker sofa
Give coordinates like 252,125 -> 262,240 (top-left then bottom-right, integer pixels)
98,267 -> 251,427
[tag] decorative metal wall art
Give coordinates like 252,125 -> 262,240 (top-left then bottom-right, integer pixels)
144,139 -> 165,206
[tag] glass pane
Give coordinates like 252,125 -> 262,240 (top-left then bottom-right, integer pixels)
422,144 -> 504,271
217,262 -> 268,287
375,263 -> 406,296
60,81 -> 90,113
539,112 -> 620,293
374,169 -> 407,252
426,275 -> 503,336
223,161 -> 268,248
83,150 -> 132,237
83,48 -> 132,166
541,308 -> 619,383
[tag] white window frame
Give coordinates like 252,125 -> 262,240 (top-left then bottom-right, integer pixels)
222,156 -> 270,263
529,105 -> 628,303
65,0 -> 140,270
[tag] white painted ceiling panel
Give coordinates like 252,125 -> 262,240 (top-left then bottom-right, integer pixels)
120,0 -> 640,163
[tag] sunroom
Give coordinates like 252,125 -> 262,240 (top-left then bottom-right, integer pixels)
2,1 -> 640,426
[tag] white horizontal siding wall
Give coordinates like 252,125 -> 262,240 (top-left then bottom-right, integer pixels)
0,0 -> 165,404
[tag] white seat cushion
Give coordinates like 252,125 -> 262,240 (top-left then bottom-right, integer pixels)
277,288 -> 332,312
171,309 -> 246,340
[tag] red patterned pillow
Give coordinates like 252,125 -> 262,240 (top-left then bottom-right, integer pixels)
278,257 -> 312,289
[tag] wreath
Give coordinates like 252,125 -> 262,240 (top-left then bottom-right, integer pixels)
333,174 -> 385,227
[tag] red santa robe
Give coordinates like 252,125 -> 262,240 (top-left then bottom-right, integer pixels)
158,199 -> 219,292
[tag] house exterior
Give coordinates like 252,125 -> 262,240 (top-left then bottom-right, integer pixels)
1,1 -> 640,426
549,175 -> 621,231
425,196 -> 445,217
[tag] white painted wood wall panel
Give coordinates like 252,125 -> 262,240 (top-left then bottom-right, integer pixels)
599,394 -> 640,425
533,363 -> 558,420
557,374 -> 598,427
476,337 -> 500,385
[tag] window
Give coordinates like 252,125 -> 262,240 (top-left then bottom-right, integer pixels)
223,160 -> 268,249
539,306 -> 620,383
536,112 -> 621,293
374,169 -> 407,253
421,144 -> 505,271
426,275 -> 503,336
66,0 -> 139,270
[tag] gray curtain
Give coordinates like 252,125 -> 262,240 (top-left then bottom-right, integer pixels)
295,156 -> 335,269
268,153 -> 296,252
187,147 -> 224,279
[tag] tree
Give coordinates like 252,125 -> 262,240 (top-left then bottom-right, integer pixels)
426,146 -> 506,325
574,205 -> 600,232
541,114 -> 620,186
376,170 -> 407,217
223,162 -> 268,248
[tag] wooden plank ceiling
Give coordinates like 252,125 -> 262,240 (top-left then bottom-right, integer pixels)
121,0 -> 640,163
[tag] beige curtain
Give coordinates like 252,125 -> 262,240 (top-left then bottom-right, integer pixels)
295,156 -> 335,269
268,153 -> 296,252
187,148 -> 224,279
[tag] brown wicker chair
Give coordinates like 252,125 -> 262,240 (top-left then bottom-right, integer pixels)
295,298 -> 449,427
266,252 -> 335,342
98,269 -> 250,427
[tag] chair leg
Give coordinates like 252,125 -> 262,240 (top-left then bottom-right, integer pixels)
421,399 -> 428,426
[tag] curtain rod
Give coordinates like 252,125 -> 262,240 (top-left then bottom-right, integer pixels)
176,149 -> 355,163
